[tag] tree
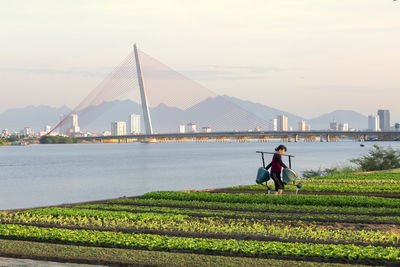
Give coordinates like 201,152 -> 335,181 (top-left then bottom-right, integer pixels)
39,136 -> 78,144
350,145 -> 400,171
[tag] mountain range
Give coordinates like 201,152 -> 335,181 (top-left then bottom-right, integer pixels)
0,95 -> 368,133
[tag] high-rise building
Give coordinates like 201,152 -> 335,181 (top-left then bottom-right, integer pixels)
330,121 -> 338,131
186,122 -> 197,133
268,119 -> 277,131
1,129 -> 9,137
339,123 -> 349,131
178,125 -> 185,133
102,131 -> 111,136
202,126 -> 212,133
44,125 -> 52,133
368,115 -> 380,131
23,127 -> 33,136
60,113 -> 80,134
111,121 -> 127,136
277,115 -> 288,131
378,110 -> 390,131
127,114 -> 141,134
305,125 -> 311,131
298,120 -> 306,131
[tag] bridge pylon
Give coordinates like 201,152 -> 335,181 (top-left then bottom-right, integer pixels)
134,44 -> 153,135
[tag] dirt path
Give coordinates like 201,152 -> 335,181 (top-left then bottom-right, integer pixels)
202,188 -> 400,198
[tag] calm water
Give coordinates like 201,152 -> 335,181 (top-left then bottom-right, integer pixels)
1,141 -> 399,210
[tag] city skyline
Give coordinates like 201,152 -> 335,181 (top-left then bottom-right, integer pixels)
0,1 -> 399,121
0,96 -> 396,135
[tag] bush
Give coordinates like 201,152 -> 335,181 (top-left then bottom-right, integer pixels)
39,136 -> 78,144
302,165 -> 359,179
350,145 -> 400,171
302,168 -> 323,178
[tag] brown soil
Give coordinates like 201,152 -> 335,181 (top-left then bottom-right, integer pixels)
96,203 -> 400,217
317,222 -> 400,233
202,188 -> 400,198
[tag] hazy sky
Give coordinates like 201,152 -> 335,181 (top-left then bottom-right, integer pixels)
1,0 -> 399,121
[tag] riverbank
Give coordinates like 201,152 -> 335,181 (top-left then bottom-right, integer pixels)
0,171 -> 399,266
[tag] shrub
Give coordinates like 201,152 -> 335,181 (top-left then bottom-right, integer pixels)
302,165 -> 358,179
350,145 -> 400,171
39,135 -> 78,144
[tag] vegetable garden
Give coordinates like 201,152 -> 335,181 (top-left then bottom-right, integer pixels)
0,171 -> 400,266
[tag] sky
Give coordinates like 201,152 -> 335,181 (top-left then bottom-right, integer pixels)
0,0 -> 399,121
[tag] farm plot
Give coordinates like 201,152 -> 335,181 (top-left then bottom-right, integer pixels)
228,171 -> 400,196
0,173 -> 399,266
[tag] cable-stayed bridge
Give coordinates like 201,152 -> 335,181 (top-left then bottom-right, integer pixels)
47,44 -> 400,142
77,130 -> 400,143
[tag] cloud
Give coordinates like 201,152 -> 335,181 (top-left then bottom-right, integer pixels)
181,65 -> 284,81
0,67 -> 111,78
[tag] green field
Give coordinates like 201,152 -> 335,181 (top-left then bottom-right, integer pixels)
229,171 -> 400,194
1,172 -> 399,266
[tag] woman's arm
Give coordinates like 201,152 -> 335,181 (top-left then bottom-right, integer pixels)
275,154 -> 288,169
265,162 -> 272,170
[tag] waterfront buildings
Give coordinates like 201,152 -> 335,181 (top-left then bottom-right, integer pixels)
277,115 -> 288,131
186,122 -> 197,133
44,125 -> 52,133
127,114 -> 141,134
102,131 -> 111,136
268,119 -> 278,131
368,115 -> 380,131
202,126 -> 212,133
111,121 -> 127,136
298,120 -> 306,131
330,121 -> 339,131
338,123 -> 349,132
60,113 -> 80,135
22,127 -> 33,136
178,125 -> 185,133
1,129 -> 9,137
378,110 -> 390,131
298,120 -> 311,132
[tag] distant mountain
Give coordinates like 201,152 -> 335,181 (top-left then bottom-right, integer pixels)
151,96 -> 269,132
0,96 -> 368,133
222,95 -> 306,128
225,96 -> 368,130
0,105 -> 71,133
309,110 -> 368,130
78,99 -> 144,133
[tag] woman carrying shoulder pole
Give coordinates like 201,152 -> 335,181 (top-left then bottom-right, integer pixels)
265,145 -> 288,195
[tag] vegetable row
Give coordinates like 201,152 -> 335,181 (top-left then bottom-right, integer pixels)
107,197 -> 400,216
1,209 -> 398,246
0,223 -> 399,261
229,183 -> 400,194
140,191 -> 400,208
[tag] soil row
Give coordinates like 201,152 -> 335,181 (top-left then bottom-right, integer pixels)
206,189 -> 400,198
96,202 -> 400,217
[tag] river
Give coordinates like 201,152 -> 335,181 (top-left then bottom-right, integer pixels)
1,141 -> 399,210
